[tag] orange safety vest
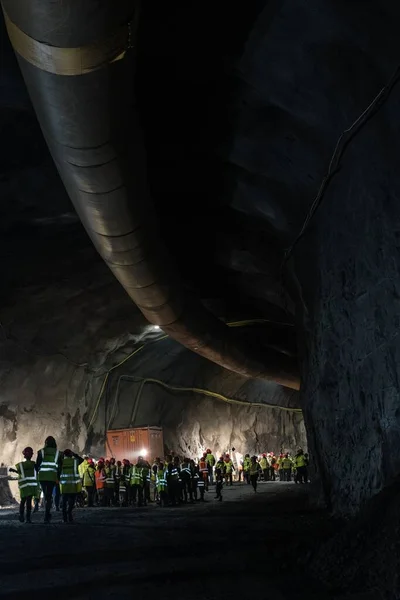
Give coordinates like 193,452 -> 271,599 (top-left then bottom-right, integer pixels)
95,469 -> 106,490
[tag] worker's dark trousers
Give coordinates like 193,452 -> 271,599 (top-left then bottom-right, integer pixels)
198,486 -> 205,501
244,471 -> 250,484
215,482 -> 223,500
159,490 -> 168,507
20,495 -> 33,521
284,469 -> 291,482
143,482 -> 150,505
295,467 -> 307,484
131,484 -> 139,504
182,479 -> 193,503
207,464 -> 214,485
225,472 -> 233,486
168,481 -> 180,505
192,482 -> 198,500
85,486 -> 95,507
40,481 -> 55,519
104,487 -> 114,506
137,485 -> 144,507
53,483 -> 60,509
263,468 -> 269,481
269,467 -> 276,481
250,474 -> 258,492
62,493 -> 76,522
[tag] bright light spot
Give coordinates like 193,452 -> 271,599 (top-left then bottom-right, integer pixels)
141,449 -> 147,456
153,325 -> 161,331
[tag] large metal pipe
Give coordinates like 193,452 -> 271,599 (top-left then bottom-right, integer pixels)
2,0 -> 300,390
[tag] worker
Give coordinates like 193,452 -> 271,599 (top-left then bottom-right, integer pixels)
114,460 -> 123,505
214,467 -> 223,501
36,435 -> 62,523
215,456 -> 225,475
195,465 -> 206,502
83,458 -> 96,507
249,456 -> 261,492
166,456 -> 181,506
121,459 -> 131,506
142,459 -> 152,506
95,459 -> 106,506
205,449 -> 216,485
78,455 -> 89,482
232,447 -> 243,482
9,447 -> 37,523
180,458 -> 193,503
224,454 -> 235,486
260,453 -> 269,481
294,449 -> 308,484
243,454 -> 251,484
269,453 -> 277,481
103,460 -> 115,506
59,449 -> 83,523
130,458 -> 144,506
156,462 -> 168,507
304,453 -> 310,483
190,459 -> 198,500
109,457 -> 117,504
198,455 -> 209,491
281,453 -> 293,482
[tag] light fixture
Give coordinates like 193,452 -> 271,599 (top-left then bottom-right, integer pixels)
140,448 -> 148,456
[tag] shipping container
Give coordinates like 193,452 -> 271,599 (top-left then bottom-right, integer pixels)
106,426 -> 164,462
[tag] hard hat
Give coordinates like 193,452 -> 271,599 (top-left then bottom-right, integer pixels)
22,447 -> 33,459
99,457 -> 105,462
263,453 -> 267,457
206,449 -> 211,454
87,458 -> 94,464
63,449 -> 73,457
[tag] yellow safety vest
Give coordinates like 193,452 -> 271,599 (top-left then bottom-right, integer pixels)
60,457 -> 82,494
38,447 -> 59,482
16,460 -> 37,498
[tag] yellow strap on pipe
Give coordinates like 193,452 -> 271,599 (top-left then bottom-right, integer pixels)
2,7 -> 130,76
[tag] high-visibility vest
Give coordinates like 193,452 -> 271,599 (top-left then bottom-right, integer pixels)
224,460 -> 234,474
16,460 -> 37,498
95,469 -> 106,490
38,447 -> 59,482
130,466 -> 143,486
205,453 -> 215,467
282,458 -> 292,469
105,467 -> 115,488
142,467 -> 151,484
168,467 -> 180,482
122,466 -> 131,486
260,458 -> 268,469
83,466 -> 96,487
78,459 -> 88,479
215,460 -> 225,472
243,457 -> 251,471
249,462 -> 260,476
156,469 -> 167,492
197,476 -> 205,488
294,455 -> 306,468
60,457 -> 82,494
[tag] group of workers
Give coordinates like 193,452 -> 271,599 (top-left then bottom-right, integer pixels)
10,438 -> 310,524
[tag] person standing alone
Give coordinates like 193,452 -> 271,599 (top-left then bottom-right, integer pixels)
36,436 -> 62,523
249,456 -> 261,492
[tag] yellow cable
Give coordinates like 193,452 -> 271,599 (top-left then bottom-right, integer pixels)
88,336 -> 168,428
135,377 -> 303,414
88,318 -> 294,428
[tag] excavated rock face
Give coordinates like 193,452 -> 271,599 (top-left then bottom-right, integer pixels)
2,0 -> 400,523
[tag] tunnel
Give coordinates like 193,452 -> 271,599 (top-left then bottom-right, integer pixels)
1,1 -> 400,598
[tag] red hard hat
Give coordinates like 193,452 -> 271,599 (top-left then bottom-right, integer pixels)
99,457 -> 105,462
87,458 -> 94,464
23,447 -> 33,459
263,453 -> 267,457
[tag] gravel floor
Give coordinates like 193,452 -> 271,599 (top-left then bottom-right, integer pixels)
0,482 -> 338,600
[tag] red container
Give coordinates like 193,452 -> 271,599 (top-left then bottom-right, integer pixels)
106,426 -> 164,463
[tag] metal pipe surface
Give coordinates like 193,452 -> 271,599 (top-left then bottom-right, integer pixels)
2,0 -> 300,390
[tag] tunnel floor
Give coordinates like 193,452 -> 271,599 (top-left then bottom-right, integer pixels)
0,483 -> 341,600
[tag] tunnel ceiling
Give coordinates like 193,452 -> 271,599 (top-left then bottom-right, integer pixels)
1,2 -> 398,390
